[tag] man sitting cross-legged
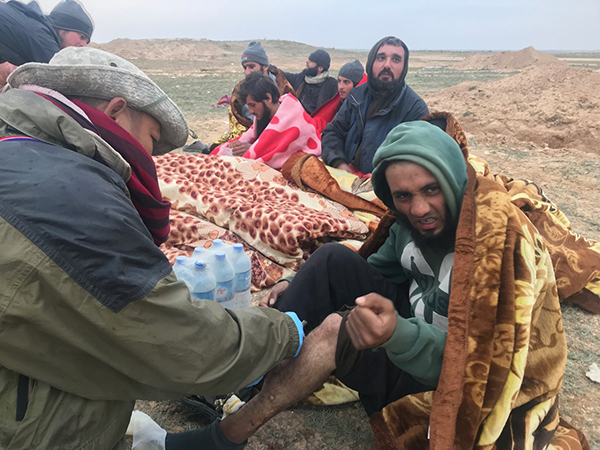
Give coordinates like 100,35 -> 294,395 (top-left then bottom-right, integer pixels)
211,71 -> 321,169
195,120 -> 586,450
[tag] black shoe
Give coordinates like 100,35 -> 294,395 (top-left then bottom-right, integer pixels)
183,140 -> 210,154
165,419 -> 247,449
180,387 -> 253,422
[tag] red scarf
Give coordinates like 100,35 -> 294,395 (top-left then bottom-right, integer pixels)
37,93 -> 171,245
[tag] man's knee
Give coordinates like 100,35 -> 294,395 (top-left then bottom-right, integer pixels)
311,243 -> 363,269
309,313 -> 342,343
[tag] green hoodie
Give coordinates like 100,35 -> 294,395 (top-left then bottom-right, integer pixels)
368,121 -> 467,386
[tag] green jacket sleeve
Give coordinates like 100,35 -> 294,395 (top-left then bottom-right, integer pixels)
379,313 -> 446,387
0,230 -> 300,402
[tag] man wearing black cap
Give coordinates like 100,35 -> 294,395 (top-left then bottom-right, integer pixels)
321,36 -> 429,175
337,59 -> 365,101
0,0 -> 93,84
211,41 -> 295,149
282,49 -> 338,115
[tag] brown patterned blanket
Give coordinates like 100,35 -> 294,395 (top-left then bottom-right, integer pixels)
155,153 -> 369,290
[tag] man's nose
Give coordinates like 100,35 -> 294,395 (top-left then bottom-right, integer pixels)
411,197 -> 430,217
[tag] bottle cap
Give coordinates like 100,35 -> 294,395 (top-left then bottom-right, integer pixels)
215,252 -> 226,260
233,244 -> 244,252
175,256 -> 187,264
194,261 -> 207,268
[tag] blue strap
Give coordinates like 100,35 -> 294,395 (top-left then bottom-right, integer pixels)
285,311 -> 304,357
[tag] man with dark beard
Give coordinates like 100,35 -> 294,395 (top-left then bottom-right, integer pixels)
282,49 -> 338,115
212,72 -> 321,168
210,41 -> 295,150
321,36 -> 429,175
187,121 -> 465,450
227,72 -> 282,156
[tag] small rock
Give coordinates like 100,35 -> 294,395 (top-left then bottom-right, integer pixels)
586,363 -> 600,383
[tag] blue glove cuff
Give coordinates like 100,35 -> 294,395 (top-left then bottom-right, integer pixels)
285,312 -> 304,357
246,375 -> 264,388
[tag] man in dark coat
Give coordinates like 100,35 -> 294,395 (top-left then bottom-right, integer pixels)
282,49 -> 338,115
321,36 -> 429,175
0,0 -> 93,83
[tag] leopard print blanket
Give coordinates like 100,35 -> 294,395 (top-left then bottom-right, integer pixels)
155,153 -> 369,290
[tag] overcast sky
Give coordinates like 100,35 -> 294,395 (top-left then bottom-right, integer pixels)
34,0 -> 600,51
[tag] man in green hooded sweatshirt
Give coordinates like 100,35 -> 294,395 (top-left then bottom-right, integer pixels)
188,120 -> 467,449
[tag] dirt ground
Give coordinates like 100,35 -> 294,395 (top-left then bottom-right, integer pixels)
93,40 -> 600,449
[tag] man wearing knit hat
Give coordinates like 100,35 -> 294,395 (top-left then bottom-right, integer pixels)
0,0 -> 93,84
282,49 -> 338,115
337,59 -> 365,101
211,41 -> 295,149
321,36 -> 429,175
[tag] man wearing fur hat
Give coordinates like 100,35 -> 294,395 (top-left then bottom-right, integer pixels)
0,0 -> 93,84
282,49 -> 338,115
321,36 -> 429,175
0,47 -> 304,449
211,41 -> 295,149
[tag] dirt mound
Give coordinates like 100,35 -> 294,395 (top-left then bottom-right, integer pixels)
91,38 -> 228,61
424,65 -> 600,153
91,38 -> 368,71
455,46 -> 566,71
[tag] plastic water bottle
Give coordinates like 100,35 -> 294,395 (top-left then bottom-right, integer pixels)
213,252 -> 235,309
231,244 -> 252,309
173,256 -> 193,290
190,261 -> 216,304
191,246 -> 209,264
210,239 -> 228,255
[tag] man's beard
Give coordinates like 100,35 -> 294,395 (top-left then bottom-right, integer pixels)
303,66 -> 319,77
255,102 -> 272,137
394,208 -> 455,252
371,68 -> 401,93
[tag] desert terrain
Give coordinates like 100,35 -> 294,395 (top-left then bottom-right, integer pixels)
93,39 -> 600,449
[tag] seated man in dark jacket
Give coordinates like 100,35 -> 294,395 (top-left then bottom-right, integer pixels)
321,36 -> 429,175
0,0 -> 93,83
282,49 -> 338,115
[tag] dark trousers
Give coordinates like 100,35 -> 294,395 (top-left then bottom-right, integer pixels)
275,243 -> 431,416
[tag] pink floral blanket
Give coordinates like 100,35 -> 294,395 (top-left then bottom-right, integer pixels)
211,94 -> 321,169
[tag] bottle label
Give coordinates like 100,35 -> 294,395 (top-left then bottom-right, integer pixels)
215,280 -> 234,304
235,270 -> 252,292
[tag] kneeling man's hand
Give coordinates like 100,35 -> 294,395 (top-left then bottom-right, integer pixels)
347,293 -> 397,350
229,140 -> 251,156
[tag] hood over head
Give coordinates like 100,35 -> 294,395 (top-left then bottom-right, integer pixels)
371,121 -> 468,225
366,36 -> 409,96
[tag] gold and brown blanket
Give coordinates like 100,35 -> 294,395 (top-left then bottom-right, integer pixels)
369,162 -> 590,449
